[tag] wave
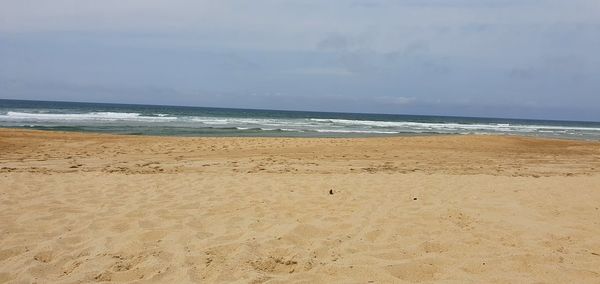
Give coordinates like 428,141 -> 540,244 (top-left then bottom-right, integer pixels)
309,118 -> 600,132
1,111 -> 177,121
191,117 -> 314,127
2,110 -> 600,138
314,129 -> 399,134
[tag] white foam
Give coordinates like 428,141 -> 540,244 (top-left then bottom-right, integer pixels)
309,118 -> 600,132
1,111 -> 177,122
2,111 -> 600,138
315,129 -> 399,134
190,117 -> 315,128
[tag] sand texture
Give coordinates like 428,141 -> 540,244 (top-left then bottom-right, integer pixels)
1,129 -> 600,283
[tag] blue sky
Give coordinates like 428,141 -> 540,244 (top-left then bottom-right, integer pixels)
1,0 -> 599,120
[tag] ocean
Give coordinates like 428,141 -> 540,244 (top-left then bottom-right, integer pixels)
1,99 -> 599,140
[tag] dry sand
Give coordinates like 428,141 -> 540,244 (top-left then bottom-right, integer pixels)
1,128 -> 600,283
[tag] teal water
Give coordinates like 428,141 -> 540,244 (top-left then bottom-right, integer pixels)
1,99 -> 600,140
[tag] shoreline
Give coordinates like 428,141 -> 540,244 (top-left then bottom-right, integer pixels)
2,126 -> 599,143
1,128 -> 600,283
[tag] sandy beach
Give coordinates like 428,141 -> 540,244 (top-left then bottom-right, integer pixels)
1,128 -> 599,283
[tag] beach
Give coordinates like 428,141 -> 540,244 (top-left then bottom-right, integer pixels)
1,128 -> 600,283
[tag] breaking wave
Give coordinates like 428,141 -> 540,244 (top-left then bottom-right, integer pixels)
1,109 -> 600,138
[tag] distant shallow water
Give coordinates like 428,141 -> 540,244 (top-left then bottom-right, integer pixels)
1,99 -> 600,140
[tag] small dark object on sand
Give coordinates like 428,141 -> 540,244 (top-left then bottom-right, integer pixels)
329,189 -> 334,195
413,197 -> 418,201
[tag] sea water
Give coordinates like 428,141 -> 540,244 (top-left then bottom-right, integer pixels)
1,99 -> 600,140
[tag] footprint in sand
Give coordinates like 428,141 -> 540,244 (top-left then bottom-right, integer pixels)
33,251 -> 53,263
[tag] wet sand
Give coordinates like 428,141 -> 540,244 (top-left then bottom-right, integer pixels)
1,129 -> 600,283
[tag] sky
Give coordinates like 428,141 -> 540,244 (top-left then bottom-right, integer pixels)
1,0 -> 599,121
